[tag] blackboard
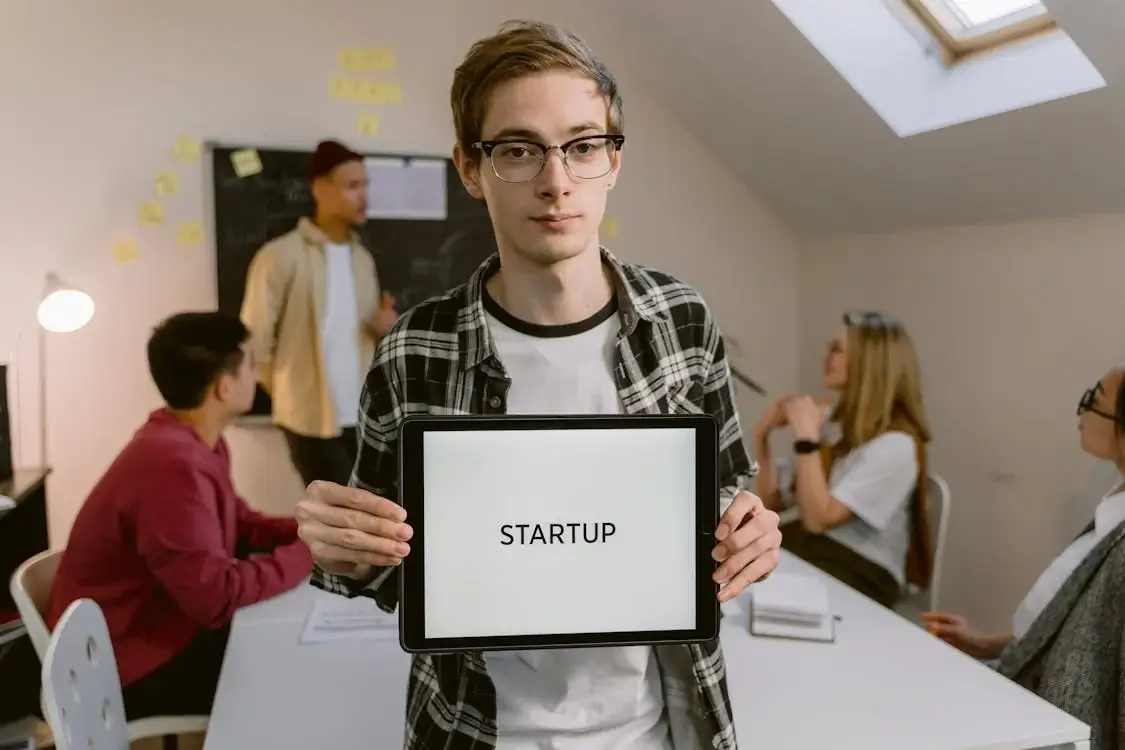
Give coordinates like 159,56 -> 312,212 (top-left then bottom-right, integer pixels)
210,144 -> 497,418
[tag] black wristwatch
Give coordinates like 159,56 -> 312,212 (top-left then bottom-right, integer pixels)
793,439 -> 820,455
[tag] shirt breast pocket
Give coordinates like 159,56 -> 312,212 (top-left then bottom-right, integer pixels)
667,381 -> 705,415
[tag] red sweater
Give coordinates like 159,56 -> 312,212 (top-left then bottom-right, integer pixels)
47,409 -> 313,686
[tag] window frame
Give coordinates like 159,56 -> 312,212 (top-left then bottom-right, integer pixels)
902,0 -> 1059,63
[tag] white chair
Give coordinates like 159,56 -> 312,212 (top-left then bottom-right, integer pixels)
923,472 -> 952,613
41,598 -> 128,750
896,472 -> 952,619
10,549 -> 209,747
10,549 -> 62,659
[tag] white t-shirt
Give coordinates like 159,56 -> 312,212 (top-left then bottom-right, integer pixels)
1011,483 -> 1125,639
320,242 -> 363,429
779,429 -> 918,584
482,292 -> 674,750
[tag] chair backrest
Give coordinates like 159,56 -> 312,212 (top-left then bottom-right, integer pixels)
10,548 -> 62,659
41,598 -> 128,750
924,472 -> 952,612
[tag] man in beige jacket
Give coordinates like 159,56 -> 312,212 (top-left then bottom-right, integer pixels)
241,140 -> 398,486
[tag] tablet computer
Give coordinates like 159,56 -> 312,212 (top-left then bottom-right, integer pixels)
397,413 -> 720,654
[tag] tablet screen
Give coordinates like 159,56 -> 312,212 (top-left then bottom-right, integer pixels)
420,426 -> 698,640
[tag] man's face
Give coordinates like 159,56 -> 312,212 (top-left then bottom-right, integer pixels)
313,160 -> 369,225
215,346 -> 257,417
454,70 -> 623,268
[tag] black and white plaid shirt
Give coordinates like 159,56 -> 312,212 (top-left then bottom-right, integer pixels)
312,248 -> 756,749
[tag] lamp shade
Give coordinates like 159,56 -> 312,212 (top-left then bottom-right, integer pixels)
37,273 -> 95,333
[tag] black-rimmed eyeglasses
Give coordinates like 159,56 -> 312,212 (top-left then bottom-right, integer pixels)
1078,382 -> 1118,421
472,134 -> 625,183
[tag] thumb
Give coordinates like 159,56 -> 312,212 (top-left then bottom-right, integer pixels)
381,292 -> 395,309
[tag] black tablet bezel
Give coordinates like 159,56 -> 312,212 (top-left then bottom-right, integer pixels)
397,413 -> 720,654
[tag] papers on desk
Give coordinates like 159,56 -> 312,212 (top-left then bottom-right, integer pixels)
299,597 -> 398,645
749,573 -> 835,643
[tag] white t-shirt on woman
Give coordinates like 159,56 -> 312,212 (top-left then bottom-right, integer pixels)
778,429 -> 919,584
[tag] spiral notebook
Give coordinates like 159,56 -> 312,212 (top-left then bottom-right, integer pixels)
749,573 -> 836,643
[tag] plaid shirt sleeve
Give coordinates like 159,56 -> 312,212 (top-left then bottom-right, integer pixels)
309,332 -> 405,614
700,305 -> 758,514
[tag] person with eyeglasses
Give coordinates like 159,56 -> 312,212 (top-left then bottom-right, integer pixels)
923,363 -> 1125,749
289,20 -> 782,750
753,311 -> 934,608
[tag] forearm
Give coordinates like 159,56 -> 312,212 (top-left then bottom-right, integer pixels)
753,433 -> 782,511
792,453 -> 835,533
979,632 -> 1014,660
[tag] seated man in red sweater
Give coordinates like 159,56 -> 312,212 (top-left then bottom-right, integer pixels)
48,310 -> 313,720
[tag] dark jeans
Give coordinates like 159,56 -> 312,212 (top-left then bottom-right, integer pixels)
0,627 -> 229,726
0,636 -> 43,724
122,626 -> 230,721
281,427 -> 359,487
780,521 -> 901,608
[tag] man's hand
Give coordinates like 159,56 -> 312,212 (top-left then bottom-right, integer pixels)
712,490 -> 782,602
295,480 -> 413,577
369,293 -> 398,339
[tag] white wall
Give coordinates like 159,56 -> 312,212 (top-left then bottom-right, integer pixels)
0,0 -> 802,543
802,213 -> 1125,630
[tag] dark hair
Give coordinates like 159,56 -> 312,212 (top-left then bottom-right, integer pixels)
147,312 -> 249,410
308,139 -> 363,182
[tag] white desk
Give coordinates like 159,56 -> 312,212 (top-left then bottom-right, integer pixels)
203,553 -> 1090,750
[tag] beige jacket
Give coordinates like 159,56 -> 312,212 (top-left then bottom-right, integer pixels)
240,217 -> 381,438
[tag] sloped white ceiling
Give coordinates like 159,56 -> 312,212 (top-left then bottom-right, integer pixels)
588,0 -> 1125,235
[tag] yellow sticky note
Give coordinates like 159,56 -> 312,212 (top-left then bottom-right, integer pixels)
171,136 -> 202,163
356,112 -> 381,136
600,215 -> 619,239
177,220 -> 205,247
329,76 -> 402,105
362,80 -> 401,105
139,201 -> 165,225
155,171 -> 180,197
230,149 -> 262,178
112,239 -> 140,264
339,47 -> 396,72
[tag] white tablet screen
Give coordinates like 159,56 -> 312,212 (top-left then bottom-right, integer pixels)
421,427 -> 699,639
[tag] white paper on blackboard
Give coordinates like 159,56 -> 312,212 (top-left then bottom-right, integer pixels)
365,157 -> 447,220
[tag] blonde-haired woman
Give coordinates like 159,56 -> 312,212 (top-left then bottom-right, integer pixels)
755,311 -> 933,606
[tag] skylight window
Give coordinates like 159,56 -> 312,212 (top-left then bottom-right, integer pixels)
950,0 -> 1045,27
905,0 -> 1056,62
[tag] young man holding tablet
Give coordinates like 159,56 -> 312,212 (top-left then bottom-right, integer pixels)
295,20 -> 781,749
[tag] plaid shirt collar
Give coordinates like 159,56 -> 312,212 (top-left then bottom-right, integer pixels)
457,247 -> 669,371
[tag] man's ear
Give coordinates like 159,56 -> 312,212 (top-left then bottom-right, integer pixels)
452,143 -> 484,199
606,144 -> 624,191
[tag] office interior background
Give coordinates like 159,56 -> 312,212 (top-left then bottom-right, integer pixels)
1,0 -> 1120,634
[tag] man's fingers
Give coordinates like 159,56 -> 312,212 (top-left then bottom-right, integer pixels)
717,550 -> 779,602
715,506 -> 777,558
308,481 -> 407,522
298,519 -> 410,561
296,500 -> 412,541
716,490 -> 760,540
712,527 -> 779,584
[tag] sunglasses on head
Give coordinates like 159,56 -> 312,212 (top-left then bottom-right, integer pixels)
843,311 -> 903,331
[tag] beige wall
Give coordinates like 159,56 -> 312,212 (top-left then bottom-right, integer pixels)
802,213 -> 1125,630
0,0 -> 802,544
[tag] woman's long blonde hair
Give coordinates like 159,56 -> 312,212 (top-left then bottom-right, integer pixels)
831,311 -> 931,451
